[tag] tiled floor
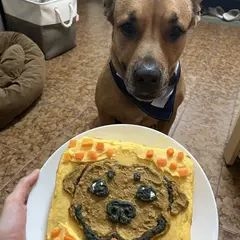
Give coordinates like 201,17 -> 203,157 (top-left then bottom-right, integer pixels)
0,0 -> 240,239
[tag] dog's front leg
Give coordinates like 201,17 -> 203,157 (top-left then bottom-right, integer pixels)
97,110 -> 116,126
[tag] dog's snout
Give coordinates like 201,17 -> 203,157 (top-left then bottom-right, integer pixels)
107,200 -> 136,225
133,57 -> 161,88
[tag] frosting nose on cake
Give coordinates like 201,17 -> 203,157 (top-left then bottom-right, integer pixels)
106,200 -> 136,224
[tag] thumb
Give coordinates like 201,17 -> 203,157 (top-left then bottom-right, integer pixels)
11,169 -> 40,204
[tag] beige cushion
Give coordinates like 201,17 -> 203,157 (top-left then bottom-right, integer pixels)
0,32 -> 45,129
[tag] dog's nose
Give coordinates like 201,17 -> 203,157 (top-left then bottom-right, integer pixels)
107,200 -> 136,225
133,58 -> 161,90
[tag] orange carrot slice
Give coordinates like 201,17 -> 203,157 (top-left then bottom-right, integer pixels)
177,152 -> 184,161
157,158 -> 167,168
75,152 -> 84,161
82,139 -> 94,148
88,151 -> 98,160
146,150 -> 154,159
167,148 -> 174,157
64,236 -> 75,240
68,139 -> 77,148
106,148 -> 114,158
178,167 -> 189,177
51,227 -> 61,238
96,142 -> 105,151
169,162 -> 177,171
63,152 -> 71,162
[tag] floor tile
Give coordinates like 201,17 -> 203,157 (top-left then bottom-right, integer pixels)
219,228 -> 240,240
0,103 -> 87,156
173,120 -> 227,158
0,159 -> 42,213
169,100 -> 188,137
0,144 -> 33,190
65,105 -> 99,137
217,162 -> 240,234
179,82 -> 237,134
181,21 -> 240,107
40,76 -> 96,109
172,120 -> 224,193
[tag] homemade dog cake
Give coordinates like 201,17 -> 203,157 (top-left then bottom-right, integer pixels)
46,137 -> 194,240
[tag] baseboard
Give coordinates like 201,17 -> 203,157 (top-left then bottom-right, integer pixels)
202,0 -> 240,11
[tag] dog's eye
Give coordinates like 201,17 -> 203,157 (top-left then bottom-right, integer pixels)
133,172 -> 141,182
120,22 -> 137,39
107,170 -> 115,180
169,26 -> 185,42
89,179 -> 109,197
136,185 -> 157,202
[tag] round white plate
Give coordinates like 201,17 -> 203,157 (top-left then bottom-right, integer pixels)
26,124 -> 219,240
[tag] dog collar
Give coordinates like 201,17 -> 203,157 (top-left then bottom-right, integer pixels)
109,61 -> 181,121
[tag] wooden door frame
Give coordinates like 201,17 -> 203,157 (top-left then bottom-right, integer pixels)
224,114 -> 240,165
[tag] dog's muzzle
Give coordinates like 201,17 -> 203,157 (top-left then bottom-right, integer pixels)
107,200 -> 136,224
132,57 -> 162,100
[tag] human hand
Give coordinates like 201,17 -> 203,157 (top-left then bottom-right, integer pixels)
0,169 -> 40,240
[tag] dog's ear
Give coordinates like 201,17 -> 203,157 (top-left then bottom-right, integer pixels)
103,0 -> 116,24
63,165 -> 88,197
190,0 -> 202,28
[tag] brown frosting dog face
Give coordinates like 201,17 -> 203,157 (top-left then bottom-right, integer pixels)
63,161 -> 188,240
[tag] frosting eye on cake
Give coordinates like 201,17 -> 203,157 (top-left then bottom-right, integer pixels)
46,137 -> 194,240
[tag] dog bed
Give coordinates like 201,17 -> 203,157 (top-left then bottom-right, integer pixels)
0,32 -> 45,129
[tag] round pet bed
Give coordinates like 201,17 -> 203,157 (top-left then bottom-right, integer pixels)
0,32 -> 45,129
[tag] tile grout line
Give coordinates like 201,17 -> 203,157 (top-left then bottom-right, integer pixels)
215,163 -> 224,198
170,93 -> 197,137
170,61 -> 202,137
225,85 -> 240,142
215,85 -> 240,208
0,159 -> 33,192
169,103 -> 189,137
0,140 -> 21,152
221,225 -> 240,235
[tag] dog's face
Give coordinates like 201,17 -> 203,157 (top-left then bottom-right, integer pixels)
105,0 -> 201,101
63,161 -> 188,239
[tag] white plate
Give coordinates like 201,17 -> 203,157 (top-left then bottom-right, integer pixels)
26,124 -> 219,240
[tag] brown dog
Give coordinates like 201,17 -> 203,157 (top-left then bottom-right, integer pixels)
95,0 -> 201,134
